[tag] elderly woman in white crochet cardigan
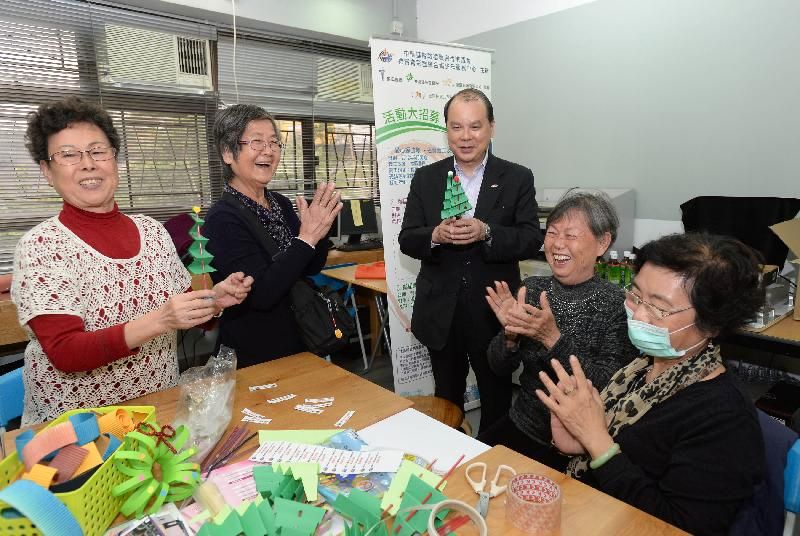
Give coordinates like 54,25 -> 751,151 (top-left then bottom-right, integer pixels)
11,97 -> 253,425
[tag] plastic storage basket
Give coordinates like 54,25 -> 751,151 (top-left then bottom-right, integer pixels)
0,405 -> 156,536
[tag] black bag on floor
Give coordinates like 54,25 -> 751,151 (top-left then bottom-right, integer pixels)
290,278 -> 355,356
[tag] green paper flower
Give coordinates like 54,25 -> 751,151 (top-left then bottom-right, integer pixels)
111,422 -> 200,518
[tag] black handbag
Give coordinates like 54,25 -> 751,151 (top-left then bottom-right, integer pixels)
289,277 -> 355,355
220,192 -> 355,355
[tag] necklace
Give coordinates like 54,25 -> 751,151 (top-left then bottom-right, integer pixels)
546,279 -> 601,315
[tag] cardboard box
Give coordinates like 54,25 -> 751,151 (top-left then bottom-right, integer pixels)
769,219 -> 800,321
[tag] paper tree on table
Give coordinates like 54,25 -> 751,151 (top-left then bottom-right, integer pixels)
187,206 -> 216,286
440,171 -> 472,219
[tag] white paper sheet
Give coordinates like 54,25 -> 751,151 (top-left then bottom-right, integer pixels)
356,408 -> 490,473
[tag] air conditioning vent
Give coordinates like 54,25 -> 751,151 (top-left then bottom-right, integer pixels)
101,25 -> 212,91
177,37 -> 209,76
316,58 -> 373,103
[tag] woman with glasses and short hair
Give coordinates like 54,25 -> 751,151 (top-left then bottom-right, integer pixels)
537,233 -> 764,535
482,191 -> 639,468
12,97 -> 253,425
203,104 -> 342,367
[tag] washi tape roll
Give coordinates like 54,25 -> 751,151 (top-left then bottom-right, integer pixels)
505,473 -> 562,535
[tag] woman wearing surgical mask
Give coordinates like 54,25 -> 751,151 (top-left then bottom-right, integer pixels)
536,233 -> 765,536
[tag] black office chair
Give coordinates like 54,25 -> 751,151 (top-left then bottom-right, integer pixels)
680,196 -> 800,270
729,410 -> 798,535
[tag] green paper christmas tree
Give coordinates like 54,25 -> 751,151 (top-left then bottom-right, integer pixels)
440,171 -> 472,219
187,206 -> 217,283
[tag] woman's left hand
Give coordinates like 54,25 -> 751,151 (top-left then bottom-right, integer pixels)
535,355 -> 615,459
213,272 -> 254,310
503,291 -> 561,349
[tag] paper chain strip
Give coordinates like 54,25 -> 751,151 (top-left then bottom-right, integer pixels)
266,394 -> 297,404
334,411 -> 356,428
14,411 -> 128,490
249,384 -> 277,392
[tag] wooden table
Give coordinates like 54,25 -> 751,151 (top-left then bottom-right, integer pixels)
3,352 -> 413,458
0,293 -> 27,348
325,247 -> 383,267
729,314 -> 800,358
444,445 -> 688,535
321,264 -> 389,369
2,353 -> 687,535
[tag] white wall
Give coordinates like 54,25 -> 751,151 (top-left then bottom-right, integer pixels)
116,0 -> 418,44
446,0 -> 800,245
416,0 -> 599,43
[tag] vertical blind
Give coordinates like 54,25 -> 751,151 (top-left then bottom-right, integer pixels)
217,33 -> 378,202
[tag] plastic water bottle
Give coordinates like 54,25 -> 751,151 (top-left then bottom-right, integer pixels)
607,251 -> 621,287
622,251 -> 632,288
595,256 -> 607,279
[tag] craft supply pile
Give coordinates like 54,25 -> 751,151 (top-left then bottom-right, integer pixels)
0,365 -> 563,535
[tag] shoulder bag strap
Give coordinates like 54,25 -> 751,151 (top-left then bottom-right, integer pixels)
219,191 -> 282,260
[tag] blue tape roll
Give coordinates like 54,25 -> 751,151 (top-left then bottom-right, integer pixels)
0,480 -> 82,536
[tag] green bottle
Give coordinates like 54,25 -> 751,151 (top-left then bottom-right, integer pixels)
607,250 -> 621,286
622,250 -> 632,288
595,256 -> 607,279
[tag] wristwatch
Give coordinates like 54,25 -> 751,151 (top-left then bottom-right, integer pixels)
483,223 -> 493,245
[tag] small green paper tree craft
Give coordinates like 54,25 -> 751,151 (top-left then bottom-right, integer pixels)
440,171 -> 472,219
187,206 -> 217,285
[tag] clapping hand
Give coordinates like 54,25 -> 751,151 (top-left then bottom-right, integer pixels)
297,182 -> 343,246
536,356 -> 614,459
486,281 -> 525,341
503,291 -> 561,349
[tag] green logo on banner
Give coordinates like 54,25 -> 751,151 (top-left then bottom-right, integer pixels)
377,107 -> 445,143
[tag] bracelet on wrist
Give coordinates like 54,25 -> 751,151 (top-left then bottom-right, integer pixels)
589,442 -> 621,470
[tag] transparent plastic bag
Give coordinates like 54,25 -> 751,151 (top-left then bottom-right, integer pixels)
174,345 -> 237,461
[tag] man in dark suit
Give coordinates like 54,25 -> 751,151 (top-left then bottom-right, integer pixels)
399,88 -> 543,434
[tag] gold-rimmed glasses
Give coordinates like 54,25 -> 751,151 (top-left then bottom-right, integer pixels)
238,139 -> 284,152
48,146 -> 117,166
623,285 -> 694,320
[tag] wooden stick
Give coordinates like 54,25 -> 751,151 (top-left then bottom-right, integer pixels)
435,453 -> 465,491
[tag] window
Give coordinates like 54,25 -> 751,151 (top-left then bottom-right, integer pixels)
0,0 -> 218,274
217,33 -> 378,204
314,121 -> 378,201
0,1 -> 379,274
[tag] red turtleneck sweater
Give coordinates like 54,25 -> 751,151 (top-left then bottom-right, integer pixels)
28,203 -> 157,372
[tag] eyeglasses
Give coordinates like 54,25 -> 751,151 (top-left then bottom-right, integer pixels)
238,139 -> 284,152
623,285 -> 694,320
48,146 -> 117,166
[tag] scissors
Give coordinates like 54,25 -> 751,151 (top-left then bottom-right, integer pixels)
465,462 -> 516,518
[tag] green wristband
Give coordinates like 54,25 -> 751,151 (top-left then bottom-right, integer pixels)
589,442 -> 621,470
